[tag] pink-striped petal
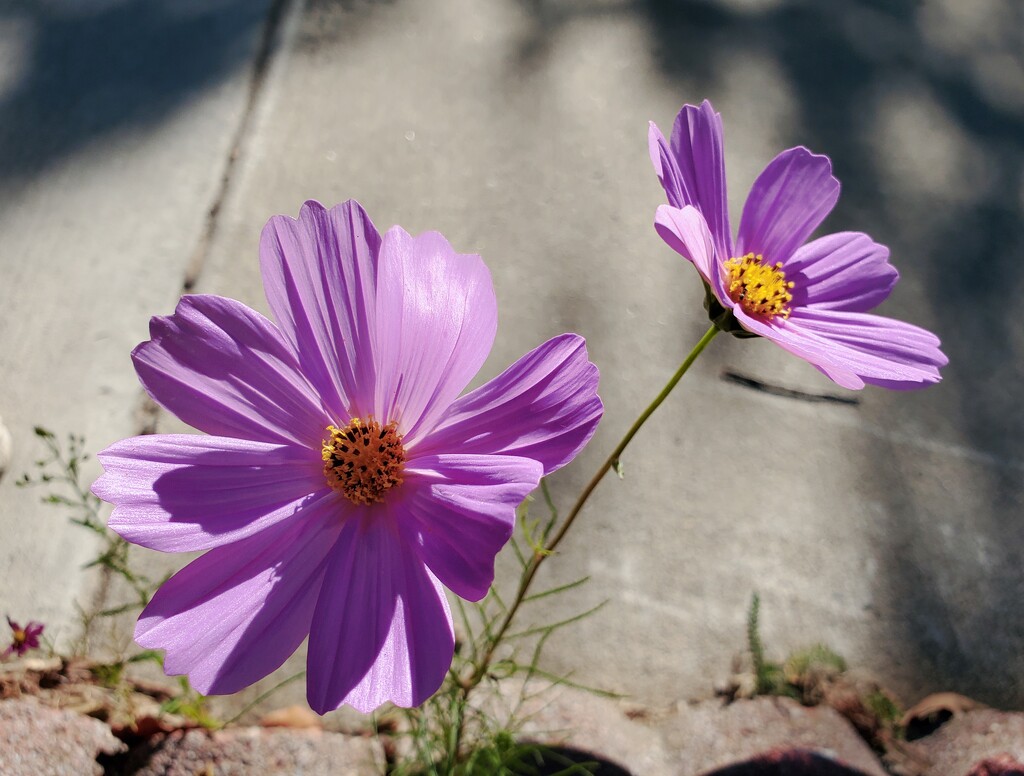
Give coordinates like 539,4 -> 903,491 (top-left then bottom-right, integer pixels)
94,434 -> 327,552
655,204 -> 720,286
306,515 -> 454,713
260,200 -> 381,420
736,147 -> 840,265
371,227 -> 497,445
786,232 -> 898,312
132,295 -> 330,446
735,306 -> 946,390
733,309 -> 863,389
787,308 -> 946,389
397,454 -> 542,601
415,334 -> 602,476
136,502 -> 343,696
649,100 -> 733,259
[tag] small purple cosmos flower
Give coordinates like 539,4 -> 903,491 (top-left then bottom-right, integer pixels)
92,200 -> 603,713
4,616 -> 44,658
650,100 -> 947,390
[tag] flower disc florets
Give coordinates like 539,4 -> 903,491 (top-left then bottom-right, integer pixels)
724,253 -> 793,320
322,418 -> 405,505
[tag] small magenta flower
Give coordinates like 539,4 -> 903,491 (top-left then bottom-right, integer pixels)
650,100 -> 947,390
92,200 -> 602,714
4,616 -> 44,658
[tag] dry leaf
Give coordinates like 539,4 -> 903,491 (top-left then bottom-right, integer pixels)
901,692 -> 985,728
258,704 -> 322,729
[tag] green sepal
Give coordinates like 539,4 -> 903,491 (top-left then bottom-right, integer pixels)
703,281 -> 759,339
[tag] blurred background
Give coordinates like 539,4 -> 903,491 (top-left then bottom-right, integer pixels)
1,0 -> 1022,719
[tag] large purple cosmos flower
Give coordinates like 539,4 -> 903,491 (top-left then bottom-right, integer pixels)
92,200 -> 602,713
650,100 -> 946,390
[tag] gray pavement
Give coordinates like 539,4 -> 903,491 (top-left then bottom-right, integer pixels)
0,0 -> 276,648
1,0 -> 1023,718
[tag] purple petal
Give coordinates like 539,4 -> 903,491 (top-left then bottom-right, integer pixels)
260,200 -> 381,420
397,453 -> 543,601
655,204 -> 720,284
135,501 -> 343,696
649,100 -> 733,259
736,307 -> 946,390
132,295 -> 330,446
788,309 -> 946,389
372,227 -> 497,445
415,334 -> 602,476
736,147 -> 840,265
306,515 -> 454,713
786,232 -> 899,312
94,434 -> 327,552
733,310 -> 864,389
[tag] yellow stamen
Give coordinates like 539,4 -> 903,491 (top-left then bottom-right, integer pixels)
724,253 -> 794,320
321,418 -> 405,506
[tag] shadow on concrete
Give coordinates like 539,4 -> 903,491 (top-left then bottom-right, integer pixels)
528,745 -> 634,775
291,0 -> 402,54
642,0 -> 1024,707
511,0 -> 1024,705
702,747 -> 873,775
0,0 -> 278,184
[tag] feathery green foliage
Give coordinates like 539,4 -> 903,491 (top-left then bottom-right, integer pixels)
18,429 -> 219,726
16,427 -> 156,622
390,480 -> 611,775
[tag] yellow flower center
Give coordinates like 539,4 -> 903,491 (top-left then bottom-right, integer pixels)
322,418 -> 405,506
12,629 -> 25,645
724,253 -> 794,320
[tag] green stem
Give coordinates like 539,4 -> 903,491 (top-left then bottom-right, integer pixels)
218,671 -> 306,728
465,323 -> 720,689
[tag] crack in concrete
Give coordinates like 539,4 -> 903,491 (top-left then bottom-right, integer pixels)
183,0 -> 296,292
93,0 -> 299,645
127,0 -> 296,439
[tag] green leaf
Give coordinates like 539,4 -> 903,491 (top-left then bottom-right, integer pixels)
505,600 -> 607,641
127,650 -> 164,666
522,576 -> 590,604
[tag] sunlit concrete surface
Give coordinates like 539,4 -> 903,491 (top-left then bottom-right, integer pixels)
0,0 -> 276,647
1,0 -> 1022,715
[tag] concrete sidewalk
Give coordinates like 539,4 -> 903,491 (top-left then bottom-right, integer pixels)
0,0 -> 278,648
1,0 -> 1022,718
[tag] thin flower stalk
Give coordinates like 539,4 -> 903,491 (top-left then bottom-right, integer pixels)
465,323 -> 720,690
